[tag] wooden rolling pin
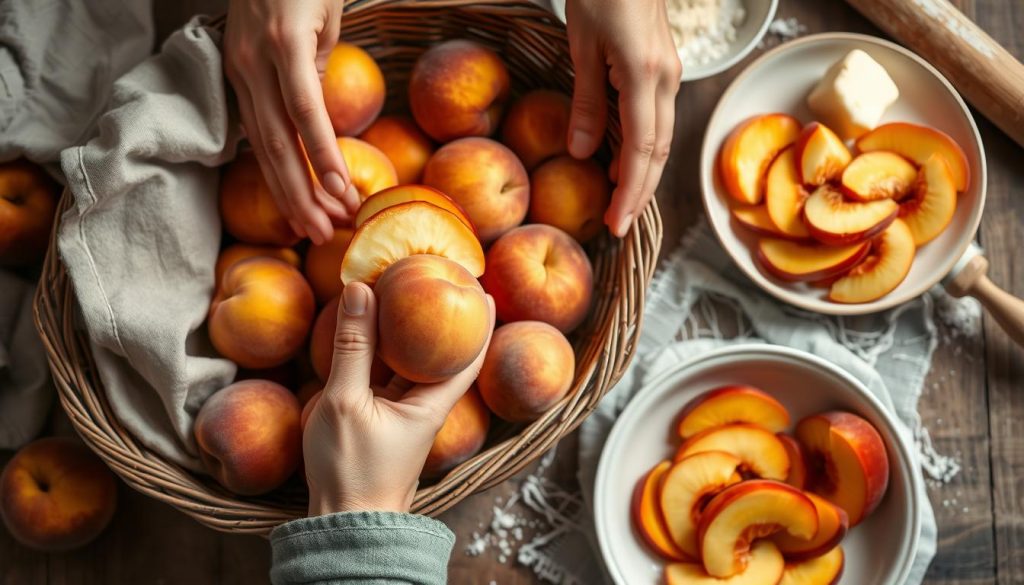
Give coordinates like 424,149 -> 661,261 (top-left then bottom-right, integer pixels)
844,0 -> 1024,149
945,244 -> 1024,346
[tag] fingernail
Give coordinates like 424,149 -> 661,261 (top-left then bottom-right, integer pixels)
342,283 -> 367,316
615,213 -> 634,237
570,129 -> 591,157
324,172 -> 347,197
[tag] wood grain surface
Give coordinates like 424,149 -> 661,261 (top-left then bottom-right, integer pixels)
2,0 -> 1022,583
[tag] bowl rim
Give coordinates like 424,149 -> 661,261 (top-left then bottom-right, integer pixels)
699,32 -> 988,315
680,0 -> 780,81
593,343 -> 923,585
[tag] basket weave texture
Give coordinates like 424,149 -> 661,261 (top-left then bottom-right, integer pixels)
34,0 -> 662,535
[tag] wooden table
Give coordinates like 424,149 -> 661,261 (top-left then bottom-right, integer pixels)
2,0 -> 1022,583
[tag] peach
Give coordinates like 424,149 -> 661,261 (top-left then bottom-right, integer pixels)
321,42 -> 385,136
632,461 -> 691,562
775,492 -> 849,561
304,228 -> 355,302
334,137 -> 398,201
803,184 -> 898,246
765,146 -> 812,239
528,155 -> 611,243
422,387 -> 491,478
677,385 -> 790,439
665,541 -> 785,585
0,160 -> 59,267
477,321 -> 575,423
194,380 -> 302,496
480,224 -> 593,333
500,89 -> 572,170
215,244 -> 300,290
355,184 -> 473,230
0,437 -> 117,551
674,423 -> 791,481
793,123 -> 852,187
856,122 -> 970,191
219,151 -> 300,246
731,205 -> 792,239
309,296 -> 340,383
757,238 -> 870,282
409,40 -> 510,142
422,137 -> 529,243
780,546 -> 844,585
778,434 -> 810,490
840,151 -> 917,202
898,153 -> 957,246
296,380 -> 322,407
827,219 -> 915,304
660,451 -> 743,557
375,255 -> 490,384
359,115 -> 435,184
719,114 -> 801,204
209,257 -> 315,369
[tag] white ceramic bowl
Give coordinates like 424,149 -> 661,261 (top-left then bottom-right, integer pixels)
594,344 -> 921,585
700,33 -> 987,315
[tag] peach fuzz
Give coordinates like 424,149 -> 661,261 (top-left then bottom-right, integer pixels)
528,155 -> 611,243
0,437 -> 117,551
480,224 -> 593,334
477,321 -> 575,423
194,380 -> 302,496
334,137 -> 398,201
375,255 -> 490,384
500,89 -> 571,170
423,137 -> 529,244
409,40 -> 510,142
304,228 -> 354,302
209,257 -> 315,369
219,151 -> 299,246
215,243 -> 300,289
321,42 -> 385,136
422,387 -> 491,478
0,159 -> 59,267
360,115 -> 435,184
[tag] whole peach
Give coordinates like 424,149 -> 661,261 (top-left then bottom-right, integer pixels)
409,40 -> 510,142
335,137 -> 398,201
321,42 -> 385,136
423,137 -> 529,243
215,243 -> 300,289
0,160 -> 59,267
480,224 -> 593,333
304,228 -> 354,302
528,156 -> 611,242
209,257 -> 315,369
477,321 -> 575,423
220,152 -> 300,246
0,437 -> 117,551
376,255 -> 490,384
500,90 -> 572,170
360,116 -> 435,184
422,387 -> 491,478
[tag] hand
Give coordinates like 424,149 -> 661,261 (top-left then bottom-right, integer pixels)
224,0 -> 358,245
564,0 -> 682,237
302,283 -> 495,515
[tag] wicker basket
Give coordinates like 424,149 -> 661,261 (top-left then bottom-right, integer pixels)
33,0 -> 662,535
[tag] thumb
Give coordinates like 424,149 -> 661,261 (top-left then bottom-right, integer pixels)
567,43 -> 608,159
323,282 -> 377,408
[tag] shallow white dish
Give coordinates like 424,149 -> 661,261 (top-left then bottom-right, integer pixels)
594,344 -> 921,585
700,33 -> 987,315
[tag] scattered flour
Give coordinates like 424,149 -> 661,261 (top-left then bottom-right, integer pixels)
758,16 -> 808,49
933,289 -> 982,339
667,0 -> 747,67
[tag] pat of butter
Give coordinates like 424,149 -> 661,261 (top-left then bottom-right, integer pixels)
807,49 -> 899,140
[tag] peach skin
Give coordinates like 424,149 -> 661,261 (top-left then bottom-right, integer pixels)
528,155 -> 611,243
500,89 -> 572,170
215,243 -> 300,290
422,387 -> 491,478
0,159 -> 59,267
219,151 -> 300,246
334,137 -> 398,202
304,228 -> 354,302
321,42 -> 386,137
360,115 -> 435,184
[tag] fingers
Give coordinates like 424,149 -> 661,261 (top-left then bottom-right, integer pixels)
323,283 -> 377,411
567,42 -> 608,160
634,67 -> 680,224
605,79 -> 657,237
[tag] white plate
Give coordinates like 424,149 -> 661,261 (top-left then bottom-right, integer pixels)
700,33 -> 987,315
594,344 -> 921,585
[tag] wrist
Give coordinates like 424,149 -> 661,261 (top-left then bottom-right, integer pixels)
307,488 -> 411,517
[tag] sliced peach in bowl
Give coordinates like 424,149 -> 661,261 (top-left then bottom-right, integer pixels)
731,205 -> 789,239
660,451 -> 743,557
778,434 -> 809,490
774,492 -> 849,561
677,385 -> 790,439
757,238 -> 870,282
780,546 -> 844,585
765,146 -> 811,239
719,114 -> 801,205
794,122 -> 852,187
899,153 -> 957,246
698,480 -> 818,578
803,184 -> 898,246
827,219 -> 915,304
665,541 -> 784,585
840,151 -> 917,202
856,122 -> 970,191
354,184 -> 473,230
674,423 -> 791,481
631,461 -> 691,562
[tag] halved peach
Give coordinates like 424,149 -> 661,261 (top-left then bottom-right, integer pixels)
631,461 -> 690,562
794,123 -> 852,187
665,541 -> 785,585
732,205 -> 790,239
354,184 -> 473,230
757,238 -> 870,282
899,153 -> 957,246
661,451 -> 744,557
796,411 -> 890,526
674,423 -> 790,481
778,434 -> 809,490
765,146 -> 812,239
677,385 -> 790,439
803,184 -> 898,246
827,219 -> 915,304
719,114 -> 802,205
780,546 -> 844,585
340,201 -> 485,286
774,492 -> 849,560
840,151 -> 917,202
856,122 -> 970,191
698,480 -> 819,578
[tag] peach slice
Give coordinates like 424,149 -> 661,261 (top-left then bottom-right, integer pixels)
765,146 -> 811,239
778,434 -> 809,490
340,201 -> 485,286
677,385 -> 791,439
660,451 -> 744,557
856,122 -> 970,191
794,123 -> 852,187
698,480 -> 819,578
827,219 -> 915,304
732,205 -> 789,239
674,424 -> 791,481
898,153 -> 957,246
779,546 -> 845,585
803,184 -> 898,246
757,238 -> 870,282
719,114 -> 802,205
796,411 -> 890,526
632,461 -> 691,562
665,541 -> 785,585
354,184 -> 473,230
840,151 -> 917,202
774,492 -> 848,560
